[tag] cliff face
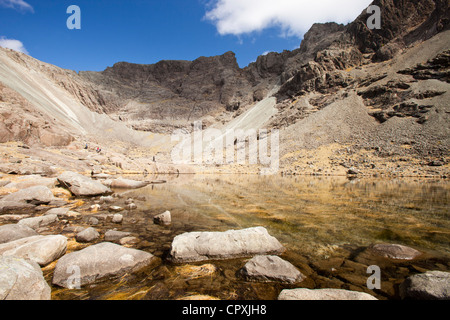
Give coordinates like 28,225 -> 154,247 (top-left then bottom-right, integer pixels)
79,51 -> 259,130
276,0 -> 450,100
348,0 -> 449,56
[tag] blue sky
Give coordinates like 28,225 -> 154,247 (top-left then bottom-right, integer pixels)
0,0 -> 372,72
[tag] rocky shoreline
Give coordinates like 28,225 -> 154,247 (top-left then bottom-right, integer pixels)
0,165 -> 449,300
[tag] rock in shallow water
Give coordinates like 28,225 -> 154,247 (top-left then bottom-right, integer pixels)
153,211 -> 171,226
169,227 -> 285,263
400,271 -> 450,300
57,171 -> 111,196
239,255 -> 305,284
112,214 -> 123,223
0,256 -> 51,300
369,243 -> 422,260
0,235 -> 67,266
76,227 -> 100,243
110,178 -> 148,189
278,288 -> 378,300
45,207 -> 80,218
52,242 -> 159,288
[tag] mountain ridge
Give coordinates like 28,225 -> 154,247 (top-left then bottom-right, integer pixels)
0,0 -> 449,177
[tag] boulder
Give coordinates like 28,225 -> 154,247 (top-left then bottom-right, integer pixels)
153,211 -> 171,226
169,227 -> 285,263
110,178 -> 148,189
112,214 -> 123,224
76,227 -> 100,243
239,255 -> 305,284
0,201 -> 35,213
400,271 -> 450,300
0,224 -> 38,244
0,235 -> 67,266
0,256 -> 51,300
57,171 -> 111,196
368,243 -> 422,260
52,242 -> 159,288
4,175 -> 57,189
0,186 -> 54,205
88,217 -> 99,225
18,214 -> 59,230
278,288 -> 378,300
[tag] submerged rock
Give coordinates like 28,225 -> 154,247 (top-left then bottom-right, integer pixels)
119,236 -> 139,246
0,235 -> 67,266
0,256 -> 51,300
57,171 -> 111,196
104,230 -> 132,242
52,242 -> 159,288
239,255 -> 305,284
368,243 -> 422,260
278,288 -> 377,300
400,271 -> 450,300
169,227 -> 285,263
110,178 -> 148,189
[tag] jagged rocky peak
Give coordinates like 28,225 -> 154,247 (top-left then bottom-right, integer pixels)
347,0 -> 449,59
298,22 -> 347,55
77,50 -> 256,126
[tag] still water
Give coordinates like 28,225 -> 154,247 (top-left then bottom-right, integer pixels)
50,175 -> 450,300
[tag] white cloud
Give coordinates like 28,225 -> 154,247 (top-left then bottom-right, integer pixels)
205,0 -> 373,38
0,0 -> 34,12
0,37 -> 29,54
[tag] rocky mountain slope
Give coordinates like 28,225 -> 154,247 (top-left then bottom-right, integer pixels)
0,0 -> 448,176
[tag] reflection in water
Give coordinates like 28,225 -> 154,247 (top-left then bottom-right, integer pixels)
51,175 -> 450,300
132,175 -> 449,256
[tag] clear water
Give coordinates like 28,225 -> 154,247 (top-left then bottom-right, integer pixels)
49,175 -> 450,300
